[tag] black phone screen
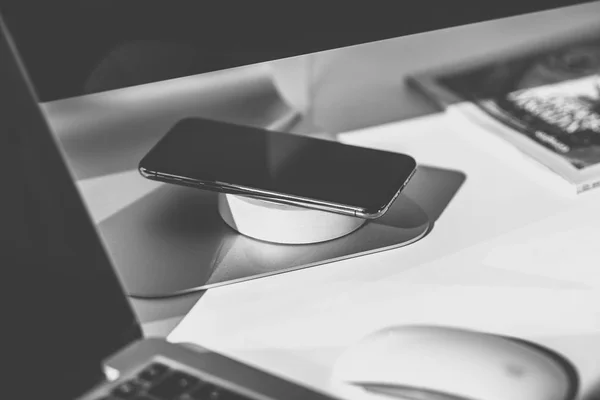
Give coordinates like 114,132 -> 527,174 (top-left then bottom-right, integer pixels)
139,118 -> 416,215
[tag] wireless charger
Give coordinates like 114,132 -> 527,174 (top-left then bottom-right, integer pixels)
92,60 -> 431,298
215,57 -> 368,245
218,193 -> 367,244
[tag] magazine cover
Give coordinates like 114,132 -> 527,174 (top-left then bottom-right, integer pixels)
407,30 -> 600,194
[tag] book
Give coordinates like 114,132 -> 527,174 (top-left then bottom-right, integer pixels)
407,30 -> 600,194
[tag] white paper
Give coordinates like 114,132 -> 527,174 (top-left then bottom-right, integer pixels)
168,249 -> 600,398
483,206 -> 600,287
169,278 -> 600,351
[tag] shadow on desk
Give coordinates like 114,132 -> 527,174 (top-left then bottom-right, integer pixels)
403,164 -> 466,225
585,382 -> 600,400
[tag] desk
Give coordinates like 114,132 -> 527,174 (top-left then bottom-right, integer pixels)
45,2 -> 600,399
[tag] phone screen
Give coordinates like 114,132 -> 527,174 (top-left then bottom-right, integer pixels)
139,118 -> 416,217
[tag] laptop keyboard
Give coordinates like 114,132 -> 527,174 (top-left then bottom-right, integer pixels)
97,361 -> 255,400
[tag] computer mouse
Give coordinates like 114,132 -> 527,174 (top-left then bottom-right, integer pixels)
331,325 -> 577,400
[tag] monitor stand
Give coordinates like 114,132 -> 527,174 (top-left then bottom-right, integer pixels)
98,181 -> 430,298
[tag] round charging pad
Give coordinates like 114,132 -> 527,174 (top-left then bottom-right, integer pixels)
218,193 -> 367,244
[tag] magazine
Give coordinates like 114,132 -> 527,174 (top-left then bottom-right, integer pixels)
407,30 -> 600,194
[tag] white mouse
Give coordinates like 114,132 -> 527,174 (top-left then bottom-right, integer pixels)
332,325 -> 576,400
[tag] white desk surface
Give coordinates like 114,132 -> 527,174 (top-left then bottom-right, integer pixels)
45,2 -> 600,399
169,112 -> 600,400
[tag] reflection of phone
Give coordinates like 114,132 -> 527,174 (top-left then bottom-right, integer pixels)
139,118 -> 417,219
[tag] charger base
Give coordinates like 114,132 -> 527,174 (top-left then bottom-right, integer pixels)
99,184 -> 429,298
218,194 -> 367,244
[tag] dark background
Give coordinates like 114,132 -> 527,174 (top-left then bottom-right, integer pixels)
0,1 -> 593,101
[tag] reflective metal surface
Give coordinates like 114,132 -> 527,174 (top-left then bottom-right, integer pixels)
98,181 -> 430,298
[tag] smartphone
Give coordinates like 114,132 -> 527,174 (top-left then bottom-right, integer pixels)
139,118 -> 417,219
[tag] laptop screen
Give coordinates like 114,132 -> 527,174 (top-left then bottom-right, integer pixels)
0,17 -> 142,399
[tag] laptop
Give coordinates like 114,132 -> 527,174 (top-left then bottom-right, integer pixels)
0,16 -> 339,400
